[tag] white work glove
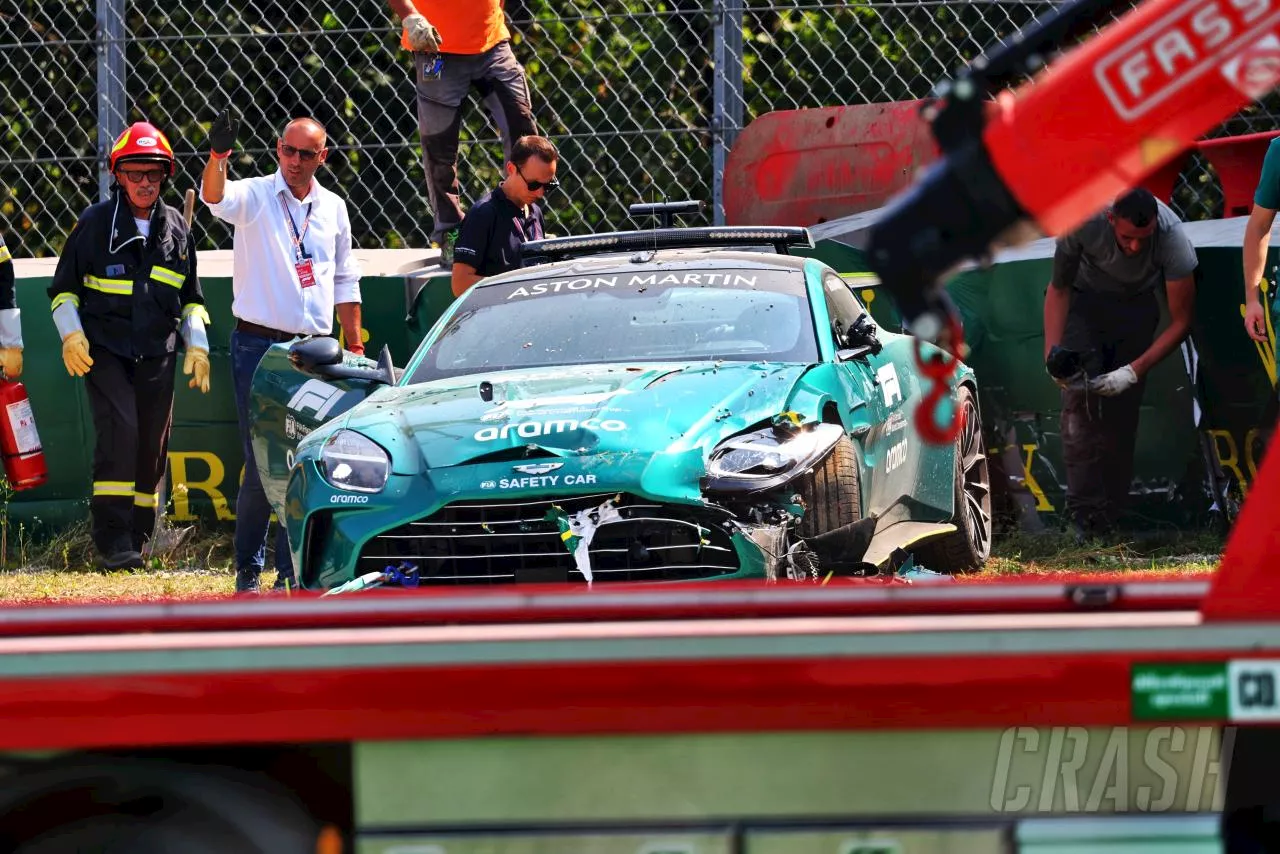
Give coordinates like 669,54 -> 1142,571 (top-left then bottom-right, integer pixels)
403,13 -> 441,52
1090,364 -> 1138,396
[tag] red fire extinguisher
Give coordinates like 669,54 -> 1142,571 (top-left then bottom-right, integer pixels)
0,379 -> 47,491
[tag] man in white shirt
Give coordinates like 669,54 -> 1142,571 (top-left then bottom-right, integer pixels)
200,110 -> 364,594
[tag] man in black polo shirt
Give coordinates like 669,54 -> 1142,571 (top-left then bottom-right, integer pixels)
451,135 -> 558,297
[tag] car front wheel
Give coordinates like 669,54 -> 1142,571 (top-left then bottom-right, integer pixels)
790,435 -> 863,580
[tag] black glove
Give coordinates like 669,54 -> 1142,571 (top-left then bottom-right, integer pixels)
1045,345 -> 1083,390
209,108 -> 239,156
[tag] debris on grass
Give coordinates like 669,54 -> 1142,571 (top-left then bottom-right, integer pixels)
0,523 -> 1228,602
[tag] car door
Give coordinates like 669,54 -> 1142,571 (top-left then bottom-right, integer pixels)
823,273 -> 886,506
823,273 -> 920,520
248,342 -> 386,514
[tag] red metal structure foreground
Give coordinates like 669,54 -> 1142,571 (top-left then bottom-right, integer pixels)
0,418 -> 1271,750
0,430 -> 1271,849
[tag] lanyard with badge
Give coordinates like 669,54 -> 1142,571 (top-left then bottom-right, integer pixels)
279,192 -> 316,288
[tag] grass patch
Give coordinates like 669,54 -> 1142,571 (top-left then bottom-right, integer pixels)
0,568 -> 237,603
0,518 -> 1229,602
981,529 -> 1224,577
10,518 -> 234,575
0,517 -> 285,603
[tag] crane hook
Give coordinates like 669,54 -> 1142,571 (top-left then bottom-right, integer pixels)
911,311 -> 967,446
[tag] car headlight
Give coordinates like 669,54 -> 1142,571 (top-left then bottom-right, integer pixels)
319,430 -> 390,493
704,421 -> 846,493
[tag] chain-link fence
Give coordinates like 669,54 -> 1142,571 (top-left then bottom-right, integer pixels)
2,0 -> 1275,258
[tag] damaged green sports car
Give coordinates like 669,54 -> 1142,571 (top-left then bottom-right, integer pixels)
248,223 -> 991,590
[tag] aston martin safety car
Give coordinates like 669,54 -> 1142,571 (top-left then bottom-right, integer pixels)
248,222 -> 990,590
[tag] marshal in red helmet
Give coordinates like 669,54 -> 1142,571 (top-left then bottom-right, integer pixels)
46,117 -> 210,571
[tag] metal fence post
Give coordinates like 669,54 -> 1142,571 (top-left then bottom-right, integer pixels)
711,0 -> 744,225
96,0 -> 127,202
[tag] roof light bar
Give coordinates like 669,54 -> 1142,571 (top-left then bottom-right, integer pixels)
523,226 -> 814,261
629,200 -> 705,228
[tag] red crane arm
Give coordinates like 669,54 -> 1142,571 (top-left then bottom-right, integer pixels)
866,0 -> 1280,343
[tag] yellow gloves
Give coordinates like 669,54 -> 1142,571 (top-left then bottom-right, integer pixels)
183,346 -> 210,394
62,331 -> 93,377
0,348 -> 22,380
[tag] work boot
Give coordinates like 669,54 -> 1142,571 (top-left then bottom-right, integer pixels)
101,550 -> 145,571
234,566 -> 261,595
271,572 -> 298,593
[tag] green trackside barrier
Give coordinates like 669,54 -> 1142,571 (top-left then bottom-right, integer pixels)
7,249 -> 451,540
800,216 -> 1277,532
9,216 -> 1273,542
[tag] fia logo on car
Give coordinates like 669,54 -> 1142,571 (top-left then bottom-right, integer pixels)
877,363 -> 903,407
288,379 -> 348,421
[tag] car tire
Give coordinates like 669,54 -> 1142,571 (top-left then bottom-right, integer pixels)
0,757 -> 323,853
913,384 -> 992,573
795,434 -> 862,541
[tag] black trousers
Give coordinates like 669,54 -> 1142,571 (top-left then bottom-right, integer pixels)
85,346 -> 176,558
1059,381 -> 1145,534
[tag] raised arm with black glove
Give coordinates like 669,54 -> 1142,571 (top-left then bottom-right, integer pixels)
200,108 -> 240,205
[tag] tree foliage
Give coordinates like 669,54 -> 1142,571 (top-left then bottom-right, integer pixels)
0,0 -> 1256,258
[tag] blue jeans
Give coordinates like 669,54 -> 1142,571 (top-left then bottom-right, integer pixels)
231,330 -> 295,588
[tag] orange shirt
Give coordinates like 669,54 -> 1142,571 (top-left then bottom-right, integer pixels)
400,0 -> 510,55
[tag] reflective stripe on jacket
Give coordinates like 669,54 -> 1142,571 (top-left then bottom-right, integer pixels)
47,190 -> 206,359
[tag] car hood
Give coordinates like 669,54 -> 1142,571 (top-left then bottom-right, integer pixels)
342,362 -> 814,469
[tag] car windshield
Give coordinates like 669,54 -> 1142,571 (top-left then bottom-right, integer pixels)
408,265 -> 819,382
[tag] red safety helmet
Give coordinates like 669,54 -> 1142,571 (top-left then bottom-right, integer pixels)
109,122 -> 175,176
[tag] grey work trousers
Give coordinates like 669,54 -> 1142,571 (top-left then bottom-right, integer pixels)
1059,381 -> 1145,535
413,41 -> 538,244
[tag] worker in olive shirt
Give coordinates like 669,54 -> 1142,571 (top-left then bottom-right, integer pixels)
450,135 -> 558,297
1244,135 -> 1280,345
1043,187 -> 1197,538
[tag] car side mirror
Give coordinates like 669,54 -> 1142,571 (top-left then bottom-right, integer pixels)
288,336 -> 343,373
288,337 -> 397,387
838,316 -> 882,359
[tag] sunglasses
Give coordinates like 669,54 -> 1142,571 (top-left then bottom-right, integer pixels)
517,165 -> 559,193
118,168 -> 167,185
279,142 -> 323,162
